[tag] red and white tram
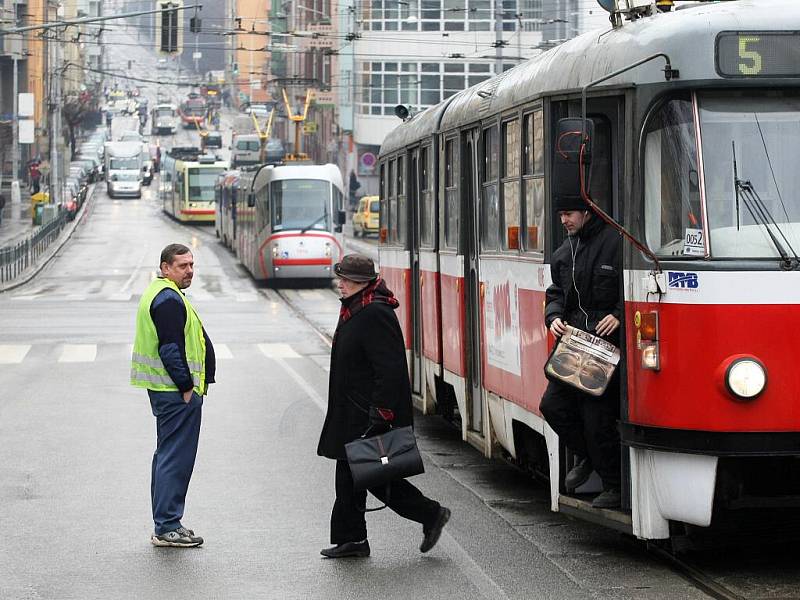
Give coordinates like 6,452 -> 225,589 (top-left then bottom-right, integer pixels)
235,164 -> 347,282
378,0 -> 800,539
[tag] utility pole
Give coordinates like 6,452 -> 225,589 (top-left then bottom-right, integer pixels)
49,27 -> 60,207
494,0 -> 503,75
12,53 -> 19,206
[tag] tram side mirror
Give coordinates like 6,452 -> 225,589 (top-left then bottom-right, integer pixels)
247,192 -> 255,208
553,118 -> 594,207
334,209 -> 346,232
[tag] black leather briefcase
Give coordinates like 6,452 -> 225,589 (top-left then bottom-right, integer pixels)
345,425 -> 424,491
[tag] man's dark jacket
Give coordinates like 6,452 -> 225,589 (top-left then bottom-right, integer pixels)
545,217 -> 622,341
317,289 -> 413,460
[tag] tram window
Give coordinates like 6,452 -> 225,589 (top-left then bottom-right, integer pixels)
388,159 -> 397,243
379,162 -> 387,239
523,110 -> 544,252
420,145 -> 435,248
396,155 -> 406,246
444,138 -> 459,249
643,98 -> 702,257
481,125 -> 500,251
502,119 -> 521,250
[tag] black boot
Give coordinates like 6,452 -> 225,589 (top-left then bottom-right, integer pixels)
564,457 -> 593,490
320,540 -> 371,558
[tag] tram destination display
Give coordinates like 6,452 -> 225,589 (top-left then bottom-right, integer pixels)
717,32 -> 800,77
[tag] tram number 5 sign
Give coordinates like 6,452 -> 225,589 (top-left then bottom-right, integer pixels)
717,32 -> 800,78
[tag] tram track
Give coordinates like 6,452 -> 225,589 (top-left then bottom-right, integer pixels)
647,544 -> 747,600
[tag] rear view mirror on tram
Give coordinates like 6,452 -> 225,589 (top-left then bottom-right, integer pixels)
553,118 -> 594,208
335,209 -> 346,226
247,192 -> 255,208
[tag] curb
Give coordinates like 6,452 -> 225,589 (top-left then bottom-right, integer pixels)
0,184 -> 98,293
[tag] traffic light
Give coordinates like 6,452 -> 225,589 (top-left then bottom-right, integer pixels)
190,16 -> 201,33
157,0 -> 183,55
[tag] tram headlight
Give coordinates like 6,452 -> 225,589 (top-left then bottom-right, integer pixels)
272,244 -> 279,258
324,242 -> 332,257
725,358 -> 767,400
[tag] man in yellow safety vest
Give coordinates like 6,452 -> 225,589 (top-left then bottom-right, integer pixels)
131,243 -> 216,547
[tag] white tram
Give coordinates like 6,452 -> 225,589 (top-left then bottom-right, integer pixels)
379,0 -> 800,539
234,164 -> 346,281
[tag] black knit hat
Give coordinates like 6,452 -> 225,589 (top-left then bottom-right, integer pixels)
334,253 -> 379,282
552,194 -> 589,213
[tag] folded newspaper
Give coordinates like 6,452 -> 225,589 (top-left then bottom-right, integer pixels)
545,325 -> 621,396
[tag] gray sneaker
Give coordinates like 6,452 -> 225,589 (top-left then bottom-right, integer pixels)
151,527 -> 204,547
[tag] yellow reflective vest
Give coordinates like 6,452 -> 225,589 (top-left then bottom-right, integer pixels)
130,278 -> 206,395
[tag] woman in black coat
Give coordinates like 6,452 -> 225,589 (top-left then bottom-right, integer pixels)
317,254 -> 450,559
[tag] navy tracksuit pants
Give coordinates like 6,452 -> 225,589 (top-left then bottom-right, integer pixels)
148,390 -> 203,535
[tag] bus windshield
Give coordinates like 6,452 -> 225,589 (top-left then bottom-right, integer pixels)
157,108 -> 175,117
110,157 -> 140,170
699,92 -> 800,259
271,179 -> 331,231
188,168 -> 225,202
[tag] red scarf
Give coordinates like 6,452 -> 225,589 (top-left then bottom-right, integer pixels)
338,278 -> 399,325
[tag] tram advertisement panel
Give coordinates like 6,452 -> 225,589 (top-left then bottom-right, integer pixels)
481,261 -> 521,376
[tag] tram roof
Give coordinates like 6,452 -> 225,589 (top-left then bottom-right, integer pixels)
262,164 -> 344,189
381,0 -> 800,152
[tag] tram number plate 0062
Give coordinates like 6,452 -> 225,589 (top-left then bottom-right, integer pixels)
716,32 -> 800,77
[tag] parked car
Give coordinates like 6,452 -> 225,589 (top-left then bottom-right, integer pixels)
353,195 -> 380,237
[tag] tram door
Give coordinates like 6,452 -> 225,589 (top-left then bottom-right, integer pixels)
409,148 -> 423,395
463,128 -> 483,435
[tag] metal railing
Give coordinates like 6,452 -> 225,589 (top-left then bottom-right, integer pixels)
0,211 -> 68,284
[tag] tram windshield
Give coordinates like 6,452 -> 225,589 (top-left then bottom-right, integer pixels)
157,107 -> 175,117
271,179 -> 331,231
188,168 -> 225,202
699,93 -> 800,259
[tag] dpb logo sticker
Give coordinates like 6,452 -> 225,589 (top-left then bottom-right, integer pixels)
667,272 -> 699,290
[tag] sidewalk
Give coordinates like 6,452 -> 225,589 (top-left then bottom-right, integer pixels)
0,191 -> 34,248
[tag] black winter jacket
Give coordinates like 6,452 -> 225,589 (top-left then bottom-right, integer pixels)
545,217 -> 622,342
317,297 -> 413,460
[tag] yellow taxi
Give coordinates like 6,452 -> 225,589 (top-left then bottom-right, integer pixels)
353,195 -> 380,237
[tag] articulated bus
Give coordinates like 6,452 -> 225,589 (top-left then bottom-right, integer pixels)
378,0 -> 800,540
235,164 -> 346,281
160,147 -> 228,223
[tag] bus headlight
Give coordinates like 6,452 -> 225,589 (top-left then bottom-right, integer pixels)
725,358 -> 767,400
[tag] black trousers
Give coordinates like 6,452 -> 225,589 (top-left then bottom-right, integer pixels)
539,374 -> 621,490
330,459 -> 441,544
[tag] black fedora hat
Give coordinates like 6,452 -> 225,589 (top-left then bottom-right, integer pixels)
334,254 -> 378,282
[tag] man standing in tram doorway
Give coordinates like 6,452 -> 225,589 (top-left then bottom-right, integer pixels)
317,254 -> 451,558
131,243 -> 216,547
540,198 -> 623,509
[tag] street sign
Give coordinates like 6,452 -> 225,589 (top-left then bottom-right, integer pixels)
303,122 -> 318,134
19,119 -> 34,144
192,51 -> 202,59
18,93 -> 34,117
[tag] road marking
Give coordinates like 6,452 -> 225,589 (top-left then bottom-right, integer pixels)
108,293 -> 133,301
437,532 -> 511,600
120,246 -> 150,296
273,356 -> 326,412
0,345 -> 31,364
299,290 -> 323,299
258,343 -> 300,359
214,343 -> 233,359
58,344 -> 97,363
65,294 -> 86,301
235,292 -> 258,302
189,290 -> 213,301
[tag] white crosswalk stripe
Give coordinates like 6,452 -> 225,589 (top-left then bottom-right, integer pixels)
214,343 -> 233,359
58,344 -> 98,363
0,342 -> 322,365
258,343 -> 301,359
0,345 -> 31,364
